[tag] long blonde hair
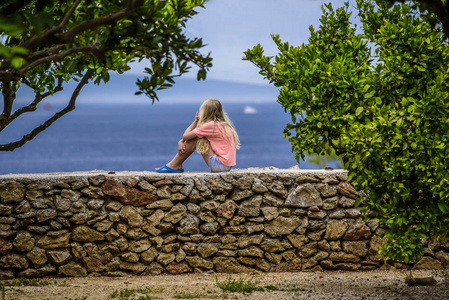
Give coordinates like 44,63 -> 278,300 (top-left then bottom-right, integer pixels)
196,98 -> 241,154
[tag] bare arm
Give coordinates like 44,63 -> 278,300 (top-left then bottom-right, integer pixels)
182,112 -> 199,141
178,112 -> 199,155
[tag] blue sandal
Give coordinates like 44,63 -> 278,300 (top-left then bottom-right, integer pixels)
156,165 -> 184,173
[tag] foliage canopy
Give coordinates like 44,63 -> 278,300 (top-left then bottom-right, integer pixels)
389,0 -> 449,35
244,0 -> 449,263
0,0 -> 212,151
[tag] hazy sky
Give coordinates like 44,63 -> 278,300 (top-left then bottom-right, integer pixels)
130,0 -> 349,86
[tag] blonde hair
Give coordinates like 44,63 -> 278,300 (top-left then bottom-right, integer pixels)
195,98 -> 241,154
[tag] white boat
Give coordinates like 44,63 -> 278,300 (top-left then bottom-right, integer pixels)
243,106 -> 258,114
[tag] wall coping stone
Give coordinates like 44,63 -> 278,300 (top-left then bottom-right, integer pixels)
0,168 -> 348,182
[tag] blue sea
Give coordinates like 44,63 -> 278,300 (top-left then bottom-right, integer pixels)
0,101 -> 336,174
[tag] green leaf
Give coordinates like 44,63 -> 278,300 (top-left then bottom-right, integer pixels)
364,91 -> 375,99
438,203 -> 447,213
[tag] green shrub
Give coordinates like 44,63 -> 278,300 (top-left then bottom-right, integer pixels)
244,0 -> 449,263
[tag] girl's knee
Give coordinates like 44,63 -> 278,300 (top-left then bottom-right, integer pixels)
185,140 -> 197,153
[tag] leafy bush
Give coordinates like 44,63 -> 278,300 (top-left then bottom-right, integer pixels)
244,0 -> 449,263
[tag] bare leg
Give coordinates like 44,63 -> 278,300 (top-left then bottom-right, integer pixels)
157,138 -> 197,170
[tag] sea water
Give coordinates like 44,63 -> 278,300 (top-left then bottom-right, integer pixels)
0,102 -> 334,174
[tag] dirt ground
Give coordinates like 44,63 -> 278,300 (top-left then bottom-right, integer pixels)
2,270 -> 449,300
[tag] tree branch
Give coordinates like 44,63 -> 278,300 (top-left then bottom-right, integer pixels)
20,0 -> 144,50
5,0 -> 145,78
18,0 -> 83,51
0,70 -> 92,151
54,6 -> 132,44
0,45 -> 108,81
0,73 -> 21,81
19,46 -> 108,75
27,45 -> 65,62
59,0 -> 83,29
0,81 -> 16,126
0,82 -> 64,131
1,82 -> 13,118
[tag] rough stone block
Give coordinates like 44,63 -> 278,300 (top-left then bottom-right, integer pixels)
102,179 -> 157,206
0,181 -> 26,204
285,183 -> 322,208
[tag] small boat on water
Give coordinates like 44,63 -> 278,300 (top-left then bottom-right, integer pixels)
243,106 -> 257,114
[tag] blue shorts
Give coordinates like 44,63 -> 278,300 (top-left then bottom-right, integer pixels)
209,155 -> 232,173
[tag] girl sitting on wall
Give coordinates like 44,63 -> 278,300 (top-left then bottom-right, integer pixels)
156,98 -> 240,173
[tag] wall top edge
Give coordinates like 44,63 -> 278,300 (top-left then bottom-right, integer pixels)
0,168 -> 348,181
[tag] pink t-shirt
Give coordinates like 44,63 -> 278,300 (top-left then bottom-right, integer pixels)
193,121 -> 236,166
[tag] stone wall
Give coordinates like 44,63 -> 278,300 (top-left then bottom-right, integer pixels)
0,169 -> 448,278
